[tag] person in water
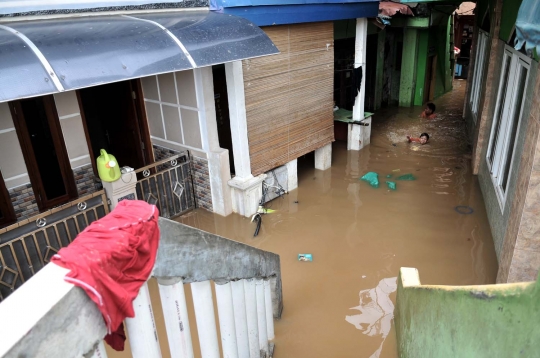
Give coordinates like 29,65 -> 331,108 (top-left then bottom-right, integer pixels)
407,133 -> 429,145
420,103 -> 436,119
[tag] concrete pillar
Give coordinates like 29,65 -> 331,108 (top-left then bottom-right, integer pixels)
225,61 -> 252,179
194,67 -> 233,216
349,18 -> 368,151
286,159 -> 298,191
352,18 -> 367,122
228,174 -> 266,217
399,28 -> 419,107
102,172 -> 138,209
224,61 -> 266,217
315,143 -> 332,171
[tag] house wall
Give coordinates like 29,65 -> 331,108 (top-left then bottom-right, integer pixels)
430,14 -> 453,99
476,46 -> 539,260
242,22 -> 335,176
53,91 -> 97,197
0,103 -> 38,219
0,103 -> 30,190
498,71 -> 540,282
0,91 -> 99,221
141,69 -> 229,213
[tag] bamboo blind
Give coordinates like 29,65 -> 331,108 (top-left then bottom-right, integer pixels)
243,22 -> 334,176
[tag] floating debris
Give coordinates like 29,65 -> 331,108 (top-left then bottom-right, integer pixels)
360,172 -> 379,188
397,174 -> 416,181
298,254 -> 313,262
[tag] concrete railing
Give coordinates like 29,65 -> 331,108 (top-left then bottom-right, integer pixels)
396,267 -> 540,358
0,217 -> 282,358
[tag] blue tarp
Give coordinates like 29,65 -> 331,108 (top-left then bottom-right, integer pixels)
515,0 -> 540,56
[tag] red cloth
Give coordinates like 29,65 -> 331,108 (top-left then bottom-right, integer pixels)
52,200 -> 160,350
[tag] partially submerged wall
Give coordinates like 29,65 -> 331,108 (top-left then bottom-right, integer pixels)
396,267 -> 540,358
477,61 -> 537,260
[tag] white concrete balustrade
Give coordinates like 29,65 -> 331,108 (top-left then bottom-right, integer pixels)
0,218 -> 281,358
0,267 -> 277,358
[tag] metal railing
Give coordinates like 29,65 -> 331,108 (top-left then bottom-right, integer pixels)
135,152 -> 195,219
0,190 -> 109,301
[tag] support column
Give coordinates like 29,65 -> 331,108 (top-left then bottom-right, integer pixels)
225,61 -> 265,217
225,61 -> 252,179
194,67 -> 233,216
102,172 -> 138,210
315,143 -> 332,171
349,18 -> 368,151
399,28 -> 419,107
285,159 -> 298,192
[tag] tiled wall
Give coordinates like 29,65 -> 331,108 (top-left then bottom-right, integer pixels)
153,144 -> 213,212
8,184 -> 38,220
73,164 -> 100,197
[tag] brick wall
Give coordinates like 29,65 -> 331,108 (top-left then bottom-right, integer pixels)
191,156 -> 213,212
73,164 -> 100,197
8,183 -> 38,220
153,144 -> 213,212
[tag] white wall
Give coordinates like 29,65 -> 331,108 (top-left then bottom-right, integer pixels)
141,70 -> 207,159
0,102 -> 30,189
53,91 -> 92,169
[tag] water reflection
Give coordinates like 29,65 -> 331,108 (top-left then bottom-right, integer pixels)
346,278 -> 397,358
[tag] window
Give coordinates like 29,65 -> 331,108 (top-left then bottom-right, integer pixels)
469,30 -> 490,122
486,46 -> 531,209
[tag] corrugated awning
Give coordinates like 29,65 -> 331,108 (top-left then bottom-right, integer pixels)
515,0 -> 540,55
0,11 -> 278,103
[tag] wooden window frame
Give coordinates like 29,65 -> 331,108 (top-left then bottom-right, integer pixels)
10,96 -> 78,211
0,171 -> 17,228
77,79 -> 154,176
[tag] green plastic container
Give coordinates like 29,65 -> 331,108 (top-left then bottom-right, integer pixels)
96,149 -> 121,182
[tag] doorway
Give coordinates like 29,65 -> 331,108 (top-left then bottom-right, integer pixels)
10,96 -> 77,211
212,65 -> 235,175
0,171 -> 16,228
78,80 -> 153,173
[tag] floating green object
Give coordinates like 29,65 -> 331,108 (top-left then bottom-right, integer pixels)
386,181 -> 396,190
397,174 -> 416,181
386,174 -> 393,178
360,172 -> 379,188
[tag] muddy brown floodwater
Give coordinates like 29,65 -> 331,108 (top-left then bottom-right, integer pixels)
107,80 -> 498,358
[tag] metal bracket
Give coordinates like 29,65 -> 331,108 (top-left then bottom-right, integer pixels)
36,218 -> 47,228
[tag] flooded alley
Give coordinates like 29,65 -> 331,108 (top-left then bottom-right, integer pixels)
174,80 -> 498,358
106,81 -> 499,358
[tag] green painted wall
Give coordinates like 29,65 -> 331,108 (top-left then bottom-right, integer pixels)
374,30 -> 386,110
399,28 -> 419,107
413,30 -> 429,106
396,268 -> 540,358
499,0 -> 522,43
430,13 -> 453,99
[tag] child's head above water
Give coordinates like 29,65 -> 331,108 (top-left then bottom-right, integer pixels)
425,103 -> 436,115
420,133 -> 430,144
